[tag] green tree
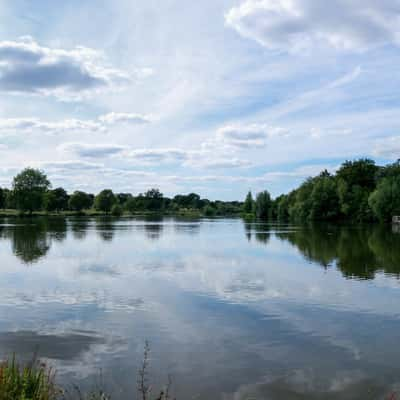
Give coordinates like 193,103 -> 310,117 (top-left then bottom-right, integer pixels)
336,159 -> 378,221
44,190 -> 57,212
288,178 -> 315,220
4,189 -> 14,209
94,189 -> 117,213
243,191 -> 254,214
12,168 -> 50,213
144,188 -> 164,211
0,188 -> 5,209
44,188 -> 69,212
173,193 -> 201,209
309,174 -> 340,220
69,191 -> 92,212
124,197 -> 138,214
111,203 -> 123,216
255,190 -> 271,220
117,193 -> 132,206
203,204 -> 216,217
52,188 -> 69,211
276,194 -> 289,220
369,176 -> 400,222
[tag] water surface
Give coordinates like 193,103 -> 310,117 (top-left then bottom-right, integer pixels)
0,217 -> 400,399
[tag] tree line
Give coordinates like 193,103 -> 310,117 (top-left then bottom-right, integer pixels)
2,159 -> 399,221
0,168 -> 242,216
243,158 -> 400,222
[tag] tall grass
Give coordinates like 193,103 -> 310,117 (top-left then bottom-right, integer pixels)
0,356 -> 58,400
0,344 -> 175,399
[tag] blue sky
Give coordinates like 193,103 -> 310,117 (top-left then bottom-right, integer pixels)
0,0 -> 399,199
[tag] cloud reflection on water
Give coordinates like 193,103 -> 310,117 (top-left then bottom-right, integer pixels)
0,217 -> 400,399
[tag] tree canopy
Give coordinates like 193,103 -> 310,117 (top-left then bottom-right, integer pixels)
12,168 -> 50,213
94,190 -> 117,213
69,191 -> 93,212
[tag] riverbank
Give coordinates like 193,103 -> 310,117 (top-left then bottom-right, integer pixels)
0,208 -> 242,219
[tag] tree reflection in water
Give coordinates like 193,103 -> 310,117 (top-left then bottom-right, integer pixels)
70,217 -> 90,240
143,216 -> 164,241
0,216 -> 398,279
0,217 -> 67,264
268,223 -> 400,280
95,217 -> 117,242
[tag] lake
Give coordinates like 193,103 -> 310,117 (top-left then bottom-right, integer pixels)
0,217 -> 399,399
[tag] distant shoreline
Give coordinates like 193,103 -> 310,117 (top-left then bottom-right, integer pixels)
0,209 -> 242,218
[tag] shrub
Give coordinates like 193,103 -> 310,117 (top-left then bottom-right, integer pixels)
111,204 -> 123,217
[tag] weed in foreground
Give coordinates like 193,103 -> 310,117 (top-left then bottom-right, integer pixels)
0,356 -> 59,400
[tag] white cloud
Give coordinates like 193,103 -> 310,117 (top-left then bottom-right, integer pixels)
127,148 -> 252,169
59,143 -> 127,158
56,142 -> 252,171
127,148 -> 189,165
216,123 -> 288,148
186,156 -> 252,169
373,136 -> 400,159
98,112 -> 152,125
261,164 -> 339,182
225,0 -> 400,51
0,37 -> 147,98
0,118 -> 104,134
40,160 -> 104,171
0,112 -> 151,135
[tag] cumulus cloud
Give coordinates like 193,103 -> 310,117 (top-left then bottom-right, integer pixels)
127,148 -> 252,169
59,142 -> 127,158
0,37 -> 147,98
56,142 -> 252,170
225,0 -> 400,51
0,112 -> 151,135
217,123 -> 287,148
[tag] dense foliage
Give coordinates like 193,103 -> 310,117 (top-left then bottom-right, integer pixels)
0,169 -> 242,216
12,168 -> 50,214
4,159 -> 400,221
244,159 -> 400,222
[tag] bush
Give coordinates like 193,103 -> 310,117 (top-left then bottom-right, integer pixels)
203,205 -> 216,217
111,204 -> 123,216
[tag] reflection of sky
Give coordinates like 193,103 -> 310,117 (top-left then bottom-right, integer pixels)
0,218 -> 400,399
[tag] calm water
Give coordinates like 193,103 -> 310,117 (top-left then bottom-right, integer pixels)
0,217 -> 400,399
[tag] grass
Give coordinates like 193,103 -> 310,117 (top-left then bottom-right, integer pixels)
0,356 -> 58,400
0,344 -> 175,400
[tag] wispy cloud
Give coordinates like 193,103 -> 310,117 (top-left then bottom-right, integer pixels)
0,112 -> 151,136
98,112 -> 152,125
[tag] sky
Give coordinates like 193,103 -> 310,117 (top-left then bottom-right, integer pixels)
0,0 -> 399,200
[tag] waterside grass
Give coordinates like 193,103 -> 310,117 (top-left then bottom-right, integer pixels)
0,346 -> 175,400
0,357 -> 58,400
